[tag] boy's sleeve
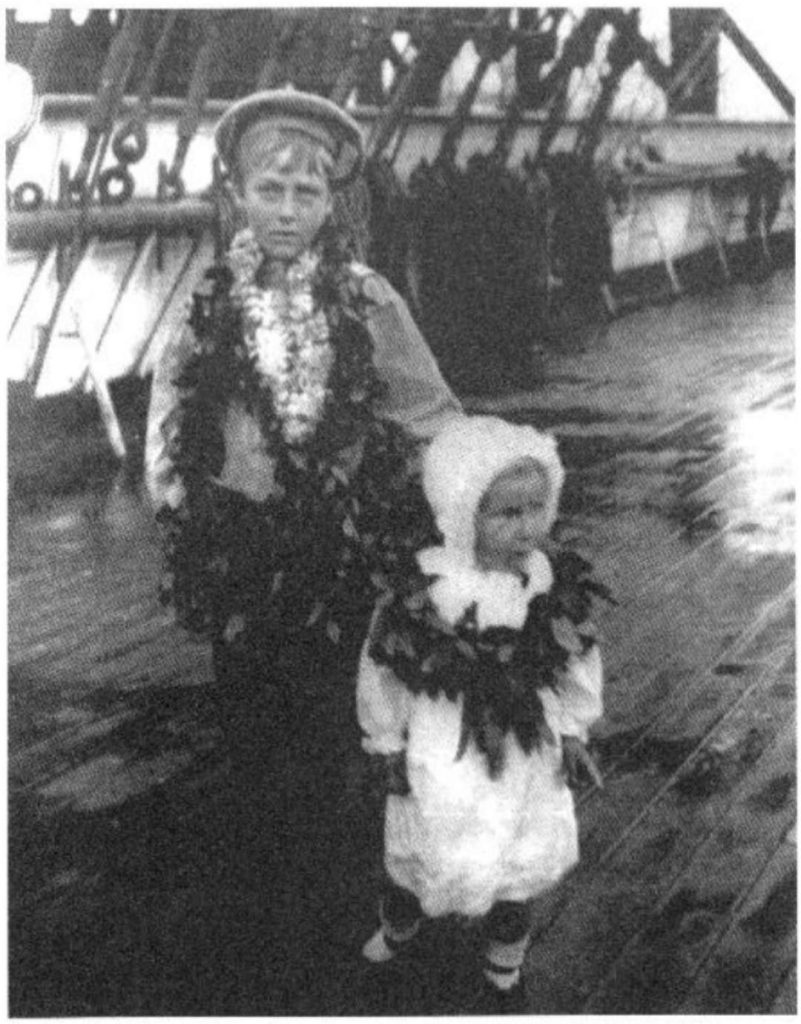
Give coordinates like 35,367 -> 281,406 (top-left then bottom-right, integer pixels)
551,644 -> 604,742
145,322 -> 197,511
361,273 -> 463,443
356,636 -> 411,756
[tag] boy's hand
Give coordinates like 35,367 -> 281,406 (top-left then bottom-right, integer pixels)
561,735 -> 603,790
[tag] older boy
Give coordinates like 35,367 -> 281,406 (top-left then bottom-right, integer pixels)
145,89 -> 461,758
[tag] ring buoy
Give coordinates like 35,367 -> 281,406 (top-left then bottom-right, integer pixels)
12,181 -> 45,212
112,119 -> 148,164
98,165 -> 135,205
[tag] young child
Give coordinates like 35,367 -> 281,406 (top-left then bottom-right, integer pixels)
356,415 -> 605,1011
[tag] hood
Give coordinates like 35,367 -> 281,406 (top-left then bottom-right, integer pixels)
421,415 -> 565,566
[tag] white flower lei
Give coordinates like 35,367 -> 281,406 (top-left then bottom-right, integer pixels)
227,228 -> 334,446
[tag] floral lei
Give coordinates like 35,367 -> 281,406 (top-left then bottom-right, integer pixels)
369,546 -> 613,777
157,224 -> 425,640
227,229 -> 346,447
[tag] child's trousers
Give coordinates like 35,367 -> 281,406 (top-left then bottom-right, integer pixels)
380,882 -> 531,989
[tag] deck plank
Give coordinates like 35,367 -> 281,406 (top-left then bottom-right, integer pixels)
771,963 -> 798,1015
582,740 -> 795,1013
8,269 -> 794,1015
525,717 -> 794,1014
679,828 -> 797,1014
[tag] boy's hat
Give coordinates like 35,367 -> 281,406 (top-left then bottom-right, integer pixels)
214,87 -> 365,187
423,415 -> 565,560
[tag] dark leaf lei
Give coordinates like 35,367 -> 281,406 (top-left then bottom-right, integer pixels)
369,545 -> 614,778
156,225 -> 425,640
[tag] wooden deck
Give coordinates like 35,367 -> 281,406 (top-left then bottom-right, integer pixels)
8,269 -> 795,1015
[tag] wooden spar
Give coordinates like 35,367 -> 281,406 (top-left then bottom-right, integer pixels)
34,237 -> 134,397
533,9 -> 613,162
9,248 -> 58,383
111,11 -> 178,165
434,11 -> 506,169
719,13 -> 794,117
624,28 -> 672,93
329,14 -> 370,106
366,11 -> 451,159
67,11 -> 149,195
165,15 -> 221,187
491,12 -> 559,165
666,10 -> 726,106
576,12 -> 656,160
491,94 -> 524,167
22,18 -> 205,447
75,238 -> 142,393
256,15 -> 304,89
8,251 -> 46,342
536,10 -> 611,106
8,199 -> 215,250
69,310 -> 128,459
330,10 -> 398,107
30,10 -> 149,404
607,13 -> 725,168
435,58 -> 493,168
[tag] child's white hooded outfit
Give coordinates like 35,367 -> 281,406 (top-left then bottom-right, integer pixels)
357,417 -> 603,920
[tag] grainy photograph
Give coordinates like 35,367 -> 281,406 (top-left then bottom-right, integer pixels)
6,5 -> 795,1016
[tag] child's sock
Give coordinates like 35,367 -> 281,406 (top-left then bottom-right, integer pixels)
362,919 -> 420,963
363,885 -> 423,963
482,934 -> 529,990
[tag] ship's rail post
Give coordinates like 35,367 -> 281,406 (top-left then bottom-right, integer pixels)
684,178 -> 731,284
621,184 -> 683,297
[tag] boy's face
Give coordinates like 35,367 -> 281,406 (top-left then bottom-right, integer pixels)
236,135 -> 333,262
474,461 -> 551,574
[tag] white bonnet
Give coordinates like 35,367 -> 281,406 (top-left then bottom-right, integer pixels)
422,415 -> 565,559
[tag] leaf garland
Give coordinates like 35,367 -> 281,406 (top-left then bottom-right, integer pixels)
157,228 -> 428,643
369,547 -> 613,778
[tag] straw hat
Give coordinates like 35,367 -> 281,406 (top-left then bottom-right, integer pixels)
214,87 -> 365,188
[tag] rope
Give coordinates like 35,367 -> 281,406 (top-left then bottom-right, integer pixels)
111,12 -> 177,165
256,14 -> 304,90
159,13 -> 221,201
367,11 -> 449,160
33,12 -> 147,393
434,10 -> 508,170
330,10 -> 394,107
66,10 -> 149,203
97,13 -> 178,206
385,35 -> 423,167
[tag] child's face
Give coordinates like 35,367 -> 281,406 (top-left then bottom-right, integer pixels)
236,132 -> 333,262
474,461 -> 551,574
